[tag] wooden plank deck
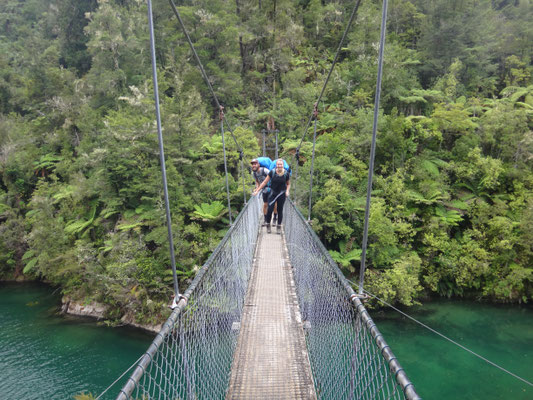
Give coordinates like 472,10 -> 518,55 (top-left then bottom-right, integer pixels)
226,227 -> 317,399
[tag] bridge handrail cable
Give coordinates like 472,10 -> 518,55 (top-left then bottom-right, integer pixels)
116,195 -> 262,399
168,0 -> 248,215
354,282 -> 533,389
284,198 -> 420,399
291,0 -> 363,194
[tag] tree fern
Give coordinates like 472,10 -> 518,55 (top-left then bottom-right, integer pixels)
22,250 -> 38,274
191,201 -> 227,222
329,240 -> 362,273
0,203 -> 9,214
64,200 -> 98,236
421,159 -> 440,177
52,185 -> 75,202
435,206 -> 463,226
407,189 -> 444,205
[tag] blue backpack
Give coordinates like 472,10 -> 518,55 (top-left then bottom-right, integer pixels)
257,157 -> 272,169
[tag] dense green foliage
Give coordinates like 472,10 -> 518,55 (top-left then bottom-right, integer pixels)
0,0 -> 531,323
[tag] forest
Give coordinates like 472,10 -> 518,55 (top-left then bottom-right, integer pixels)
0,0 -> 531,326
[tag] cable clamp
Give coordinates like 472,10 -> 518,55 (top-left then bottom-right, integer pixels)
170,294 -> 188,309
350,293 -> 369,302
295,149 -> 300,161
219,105 -> 224,121
239,150 -> 244,161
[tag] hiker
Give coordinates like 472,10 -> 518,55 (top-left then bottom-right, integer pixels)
253,159 -> 290,234
251,158 -> 277,225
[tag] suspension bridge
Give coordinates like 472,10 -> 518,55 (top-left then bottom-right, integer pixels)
77,0 -> 533,397
116,195 -> 419,399
111,0 -> 423,398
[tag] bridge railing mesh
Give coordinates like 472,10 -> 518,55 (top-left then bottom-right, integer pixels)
284,199 -> 420,400
117,195 -> 261,400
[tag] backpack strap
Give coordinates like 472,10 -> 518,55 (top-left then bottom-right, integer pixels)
254,167 -> 268,181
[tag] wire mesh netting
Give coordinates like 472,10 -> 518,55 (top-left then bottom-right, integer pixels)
117,195 -> 261,400
284,199 -> 419,400
117,194 -> 418,400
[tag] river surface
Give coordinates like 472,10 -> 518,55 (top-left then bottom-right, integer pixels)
0,283 -> 152,400
2,284 -> 533,399
373,299 -> 533,399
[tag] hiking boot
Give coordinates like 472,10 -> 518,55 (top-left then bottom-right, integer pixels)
276,224 -> 281,234
273,214 -> 278,224
266,224 -> 271,234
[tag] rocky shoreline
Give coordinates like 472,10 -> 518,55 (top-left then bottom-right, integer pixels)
1,279 -> 164,334
61,297 -> 162,334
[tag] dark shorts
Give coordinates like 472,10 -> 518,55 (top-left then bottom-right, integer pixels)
262,189 -> 270,203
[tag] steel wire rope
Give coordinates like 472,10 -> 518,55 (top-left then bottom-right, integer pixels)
167,0 -> 248,212
220,109 -> 233,224
290,0 -> 363,192
359,0 -> 388,295
345,279 -> 533,389
284,3 -> 533,391
307,106 -> 318,221
95,355 -> 144,399
283,198 -> 420,399
148,0 -> 180,301
177,211 -> 260,307
115,195 -> 261,399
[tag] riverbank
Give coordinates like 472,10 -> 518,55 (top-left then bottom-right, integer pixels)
1,278 -> 165,334
61,296 -> 163,334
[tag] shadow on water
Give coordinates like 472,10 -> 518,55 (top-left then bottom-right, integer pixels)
373,299 -> 533,400
0,282 -> 153,400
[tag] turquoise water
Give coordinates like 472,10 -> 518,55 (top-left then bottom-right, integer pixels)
0,283 -> 152,400
373,300 -> 533,399
3,284 -> 533,399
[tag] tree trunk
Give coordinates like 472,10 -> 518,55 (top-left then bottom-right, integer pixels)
236,0 -> 246,75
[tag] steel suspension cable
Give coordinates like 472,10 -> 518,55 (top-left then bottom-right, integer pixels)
147,0 -> 180,301
346,278 -> 533,389
167,0 -> 242,153
220,109 -> 233,224
167,0 -> 247,209
240,156 -> 247,205
295,0 -> 363,152
95,355 -> 144,399
307,105 -> 318,221
291,0 -> 363,189
275,129 -> 279,159
358,0 -> 388,295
